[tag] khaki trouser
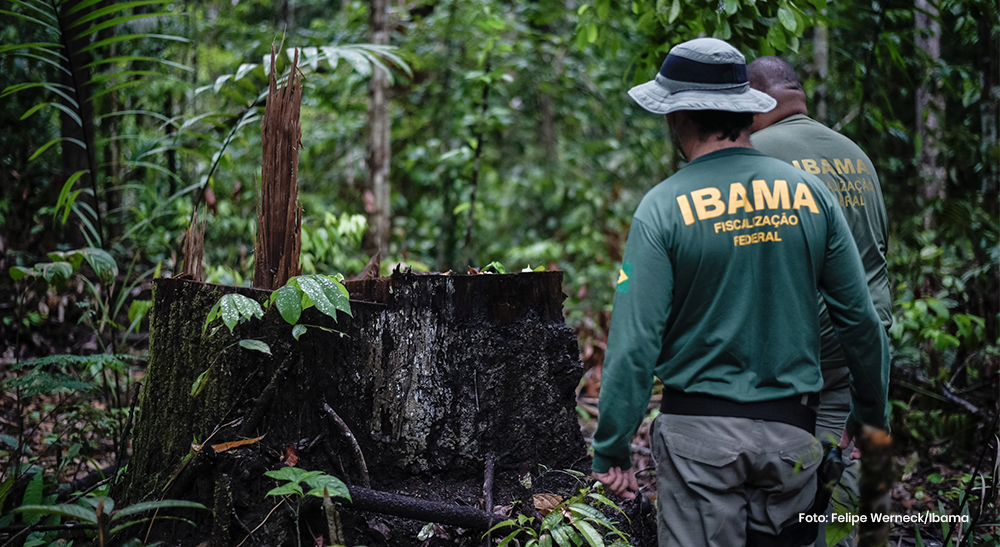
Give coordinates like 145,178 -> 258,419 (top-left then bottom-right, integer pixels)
814,366 -> 860,547
652,414 -> 823,547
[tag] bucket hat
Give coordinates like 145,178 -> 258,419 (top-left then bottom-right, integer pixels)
628,38 -> 776,115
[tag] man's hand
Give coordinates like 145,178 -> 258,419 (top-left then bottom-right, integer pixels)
592,467 -> 638,500
839,428 -> 862,460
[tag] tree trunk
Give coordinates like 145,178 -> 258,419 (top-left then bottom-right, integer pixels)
915,0 -> 946,229
365,0 -> 391,257
122,272 -> 586,546
812,18 -> 828,124
59,0 -> 100,248
977,12 -> 998,195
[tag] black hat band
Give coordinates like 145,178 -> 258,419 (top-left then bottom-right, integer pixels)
659,54 -> 748,85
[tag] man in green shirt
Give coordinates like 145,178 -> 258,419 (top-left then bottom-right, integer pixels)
591,38 -> 890,547
748,56 -> 893,547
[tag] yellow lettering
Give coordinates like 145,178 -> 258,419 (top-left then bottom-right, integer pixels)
728,182 -> 754,214
793,183 -> 820,214
821,159 -> 836,174
834,158 -> 855,174
677,195 -> 695,225
801,159 -> 820,174
691,188 -> 725,220
792,160 -> 802,169
753,179 -> 790,210
856,160 -> 871,175
859,194 -> 866,205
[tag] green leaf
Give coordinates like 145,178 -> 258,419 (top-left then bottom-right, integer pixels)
777,6 -> 797,31
304,474 -> 350,501
297,276 -> 337,319
0,42 -> 62,54
78,33 -> 189,54
9,265 -> 35,281
586,22 -> 598,43
112,499 -> 206,520
204,298 -> 222,334
543,508 -> 564,529
54,170 -> 88,225
110,515 -> 196,535
495,527 -> 525,547
30,137 -> 86,161
668,0 -> 681,23
234,293 -> 264,320
723,0 -> 738,15
826,503 -> 854,546
68,0 -> 171,28
77,248 -> 118,283
128,300 -> 152,326
568,503 -> 610,526
264,479 -> 302,496
572,520 -> 604,547
40,261 -> 73,287
191,369 -> 209,396
292,324 -> 307,341
220,295 -> 240,332
264,467 -> 321,484
0,476 -> 12,517
483,261 -> 506,274
14,504 -> 97,526
766,25 -> 787,51
316,275 -> 351,317
550,525 -> 573,547
238,340 -> 271,355
273,285 -> 302,324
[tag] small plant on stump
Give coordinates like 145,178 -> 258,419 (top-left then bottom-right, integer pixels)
262,467 -> 351,547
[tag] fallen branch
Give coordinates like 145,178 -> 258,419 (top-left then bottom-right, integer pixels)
336,485 -> 506,530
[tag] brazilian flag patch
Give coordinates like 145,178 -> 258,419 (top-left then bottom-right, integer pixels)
616,263 -> 631,294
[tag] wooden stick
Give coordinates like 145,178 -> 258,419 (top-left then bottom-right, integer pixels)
321,402 -> 371,489
338,485 -> 506,530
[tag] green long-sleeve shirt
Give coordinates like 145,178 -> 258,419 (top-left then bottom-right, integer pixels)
751,114 -> 892,369
592,147 -> 889,473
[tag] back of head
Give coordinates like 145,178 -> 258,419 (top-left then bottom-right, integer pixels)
747,56 -> 807,129
747,56 -> 802,93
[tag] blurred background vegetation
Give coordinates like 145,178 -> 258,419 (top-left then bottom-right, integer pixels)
0,0 -> 997,543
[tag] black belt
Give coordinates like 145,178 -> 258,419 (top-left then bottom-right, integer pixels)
659,389 -> 819,433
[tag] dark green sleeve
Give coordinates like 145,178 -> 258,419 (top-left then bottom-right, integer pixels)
817,203 -> 890,435
592,217 -> 673,473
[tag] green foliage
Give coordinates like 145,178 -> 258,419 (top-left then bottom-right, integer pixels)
263,467 -> 351,501
15,495 -> 206,536
204,293 -> 264,334
9,247 -> 117,288
4,354 -> 133,397
486,485 -> 629,547
576,0 -> 823,80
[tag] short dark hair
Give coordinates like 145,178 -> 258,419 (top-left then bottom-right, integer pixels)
747,56 -> 802,92
687,110 -> 754,142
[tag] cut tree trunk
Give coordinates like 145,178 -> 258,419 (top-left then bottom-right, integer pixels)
121,271 -> 585,546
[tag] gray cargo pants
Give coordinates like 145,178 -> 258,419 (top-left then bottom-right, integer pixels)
652,413 -> 823,547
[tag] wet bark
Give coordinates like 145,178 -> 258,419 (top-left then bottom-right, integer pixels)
122,271 -> 585,546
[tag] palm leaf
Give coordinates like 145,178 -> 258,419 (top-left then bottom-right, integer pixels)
2,0 -> 188,249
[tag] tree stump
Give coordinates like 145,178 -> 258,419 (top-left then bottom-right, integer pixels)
121,271 -> 586,545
